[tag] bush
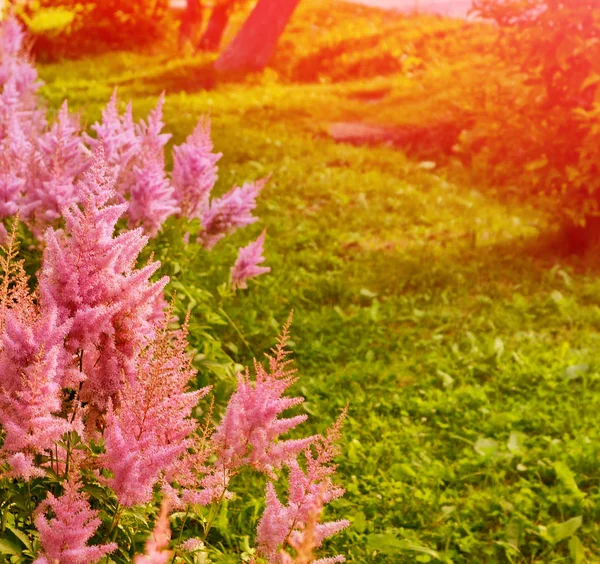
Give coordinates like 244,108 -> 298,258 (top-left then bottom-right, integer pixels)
460,0 -> 600,226
18,0 -> 175,59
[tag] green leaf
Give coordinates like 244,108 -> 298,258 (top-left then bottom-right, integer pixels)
6,526 -> 33,551
0,538 -> 20,556
366,534 -> 441,559
474,437 -> 499,457
437,370 -> 454,389
352,511 -> 367,534
554,461 -> 585,498
569,535 -> 586,564
545,516 -> 582,545
366,533 -> 407,554
507,431 -> 525,454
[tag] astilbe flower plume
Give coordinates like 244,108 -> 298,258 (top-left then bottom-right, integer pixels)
231,229 -> 271,290
198,179 -> 266,249
134,500 -> 173,564
34,478 -> 117,564
0,18 -> 42,120
172,118 -> 221,219
256,409 -> 350,564
40,148 -> 168,412
23,101 -> 90,234
279,493 -> 345,564
102,315 -> 209,506
206,314 -> 314,499
87,90 -> 139,187
0,114 -> 31,233
88,92 -> 178,235
127,96 -> 179,235
128,157 -> 179,236
0,223 -> 74,480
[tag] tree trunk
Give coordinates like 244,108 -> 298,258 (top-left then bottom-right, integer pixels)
215,0 -> 301,74
198,2 -> 231,52
179,0 -> 203,49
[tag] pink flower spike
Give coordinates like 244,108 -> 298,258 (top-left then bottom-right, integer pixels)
102,319 -> 209,506
34,479 -> 117,564
256,409 -> 350,564
134,500 -> 173,564
172,118 -> 221,219
231,229 -> 271,290
198,178 -> 266,249
40,146 -> 169,411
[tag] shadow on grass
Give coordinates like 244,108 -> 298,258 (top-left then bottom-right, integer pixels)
349,224 -> 600,302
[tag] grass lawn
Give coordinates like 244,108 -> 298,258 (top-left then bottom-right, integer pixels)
36,2 -> 600,562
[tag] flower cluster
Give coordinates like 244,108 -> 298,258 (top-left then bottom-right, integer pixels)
0,17 -> 270,290
257,410 -> 350,564
0,145 -> 346,564
0,17 -> 345,564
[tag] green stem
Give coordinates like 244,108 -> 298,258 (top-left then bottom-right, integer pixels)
202,468 -> 229,540
218,307 -> 254,356
105,502 -> 122,544
171,509 -> 190,564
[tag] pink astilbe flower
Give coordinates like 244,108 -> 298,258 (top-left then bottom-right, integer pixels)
89,93 -> 178,234
198,179 -> 266,249
180,538 -> 204,552
125,95 -> 177,234
127,159 -> 179,236
23,102 -> 90,233
0,225 -> 75,479
87,90 -> 139,187
34,478 -> 117,564
0,18 -> 40,100
231,229 -> 271,290
102,317 -> 209,506
0,16 -> 25,58
172,118 -> 221,218
278,492 -> 346,564
256,410 -> 350,564
210,315 -> 314,485
0,19 -> 44,134
134,500 -> 173,564
136,94 -> 172,158
0,115 -> 30,223
40,148 -> 168,411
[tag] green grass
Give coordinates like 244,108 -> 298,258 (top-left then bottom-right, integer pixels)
37,3 -> 600,562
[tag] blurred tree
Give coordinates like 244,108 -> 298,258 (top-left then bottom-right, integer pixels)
179,0 -> 204,48
215,0 -> 301,73
198,0 -> 234,51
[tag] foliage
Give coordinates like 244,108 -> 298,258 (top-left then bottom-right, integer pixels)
271,2 -> 489,83
16,0 -> 175,59
460,0 -> 600,224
